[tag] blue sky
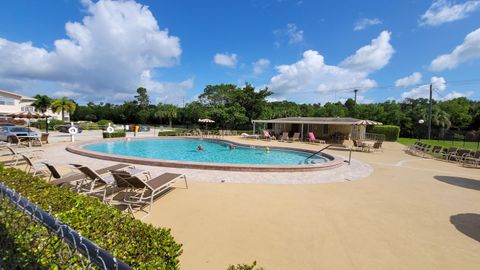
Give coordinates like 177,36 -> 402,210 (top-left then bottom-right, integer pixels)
0,0 -> 479,105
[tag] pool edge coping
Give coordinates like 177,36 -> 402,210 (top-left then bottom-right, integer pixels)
66,136 -> 345,172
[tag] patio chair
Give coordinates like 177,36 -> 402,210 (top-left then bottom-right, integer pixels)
262,130 -> 276,141
75,165 -> 119,203
40,133 -> 49,144
438,147 -> 458,161
372,141 -> 383,152
110,170 -> 187,218
449,149 -> 472,163
308,132 -> 325,144
49,163 -> 133,187
279,132 -> 290,142
461,150 -> 480,167
429,146 -> 443,158
289,132 -> 300,142
42,162 -> 81,182
21,154 -> 48,176
1,146 -> 43,166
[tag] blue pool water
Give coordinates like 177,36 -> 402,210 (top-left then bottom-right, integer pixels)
84,139 -> 330,166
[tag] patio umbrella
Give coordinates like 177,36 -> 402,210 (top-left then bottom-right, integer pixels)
8,111 -> 50,135
354,119 -> 383,125
198,118 -> 215,129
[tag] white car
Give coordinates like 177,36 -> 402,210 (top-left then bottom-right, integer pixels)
0,126 -> 39,143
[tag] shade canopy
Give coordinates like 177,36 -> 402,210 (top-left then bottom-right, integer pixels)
354,120 -> 383,125
198,118 -> 215,123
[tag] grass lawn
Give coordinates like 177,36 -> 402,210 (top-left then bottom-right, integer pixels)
398,137 -> 480,151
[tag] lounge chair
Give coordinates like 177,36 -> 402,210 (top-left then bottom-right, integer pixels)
39,133 -> 49,145
461,150 -> 480,167
429,145 -> 443,157
49,163 -> 133,187
110,170 -> 187,218
21,154 -> 48,176
438,147 -> 458,161
42,162 -> 82,182
449,149 -> 472,163
241,133 -> 259,139
289,132 -> 300,142
262,130 -> 276,141
1,146 -> 43,166
74,165 -> 120,202
308,132 -> 325,144
279,132 -> 290,142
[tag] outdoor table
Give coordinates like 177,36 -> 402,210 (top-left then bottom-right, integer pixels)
18,135 -> 40,147
124,167 -> 151,180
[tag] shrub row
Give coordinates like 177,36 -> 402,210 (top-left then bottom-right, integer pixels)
370,125 -> 400,141
103,131 -> 126,138
0,166 -> 182,269
158,131 -> 179,136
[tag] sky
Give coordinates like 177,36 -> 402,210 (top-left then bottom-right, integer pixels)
0,0 -> 479,105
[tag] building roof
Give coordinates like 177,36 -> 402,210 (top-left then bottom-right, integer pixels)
252,117 -> 381,125
0,89 -> 36,101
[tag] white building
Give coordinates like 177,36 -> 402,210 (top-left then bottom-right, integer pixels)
0,89 -> 68,121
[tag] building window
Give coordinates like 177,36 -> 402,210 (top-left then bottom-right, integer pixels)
0,97 -> 15,105
322,124 -> 329,135
21,106 -> 35,112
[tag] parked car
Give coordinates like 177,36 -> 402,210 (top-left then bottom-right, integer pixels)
0,126 -> 39,142
56,124 -> 83,133
0,123 -> 16,127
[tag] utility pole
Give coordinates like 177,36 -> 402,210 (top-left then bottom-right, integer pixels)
428,84 -> 433,140
354,89 -> 358,103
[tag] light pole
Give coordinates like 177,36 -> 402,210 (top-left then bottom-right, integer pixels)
418,119 -> 425,141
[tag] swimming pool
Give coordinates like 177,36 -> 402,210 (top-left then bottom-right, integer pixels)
68,138 -> 343,172
85,138 -> 329,165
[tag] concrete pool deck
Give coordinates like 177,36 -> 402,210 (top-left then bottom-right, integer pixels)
14,132 -> 480,269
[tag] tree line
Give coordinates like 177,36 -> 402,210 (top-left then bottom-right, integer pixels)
38,83 -> 478,139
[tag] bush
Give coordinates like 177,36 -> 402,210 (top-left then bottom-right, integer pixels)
158,131 -> 179,136
227,261 -> 264,270
103,131 -> 126,138
370,125 -> 400,141
97,119 -> 113,129
0,166 -> 182,269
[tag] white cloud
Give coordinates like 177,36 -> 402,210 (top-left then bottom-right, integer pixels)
420,0 -> 480,26
442,90 -> 473,100
430,27 -> 480,71
339,31 -> 394,73
53,90 -> 80,97
286,23 -> 304,44
252,58 -> 270,75
395,72 -> 422,87
268,31 -> 394,102
214,53 -> 238,67
0,0 -> 190,103
139,70 -> 194,105
401,76 -> 446,100
354,18 -> 382,31
274,23 -> 305,46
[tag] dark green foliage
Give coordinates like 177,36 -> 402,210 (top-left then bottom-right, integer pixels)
227,261 -> 265,270
370,125 -> 400,141
0,166 -> 182,269
102,131 -> 126,138
158,131 -> 179,136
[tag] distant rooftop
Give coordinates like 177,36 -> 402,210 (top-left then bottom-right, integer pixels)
0,89 -> 36,101
252,117 -> 378,125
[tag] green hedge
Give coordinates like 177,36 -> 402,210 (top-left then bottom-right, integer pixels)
370,125 -> 400,141
0,166 -> 182,269
158,131 -> 179,136
103,131 -> 126,138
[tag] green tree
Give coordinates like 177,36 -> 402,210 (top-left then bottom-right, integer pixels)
50,97 -> 76,121
155,103 -> 178,127
134,87 -> 150,109
31,95 -> 52,113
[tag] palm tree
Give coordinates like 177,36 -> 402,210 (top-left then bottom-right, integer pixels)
31,95 -> 52,113
155,103 -> 178,127
51,97 -> 76,121
432,107 -> 451,138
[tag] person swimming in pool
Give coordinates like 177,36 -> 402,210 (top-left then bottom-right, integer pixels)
229,143 -> 235,150
197,144 -> 203,151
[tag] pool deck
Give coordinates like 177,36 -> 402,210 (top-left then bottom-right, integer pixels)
13,131 -> 480,269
